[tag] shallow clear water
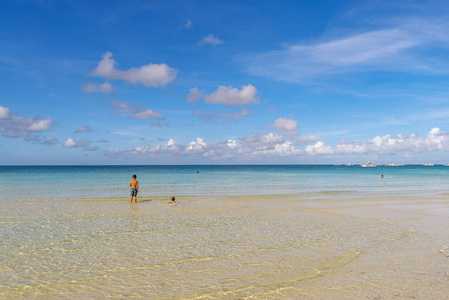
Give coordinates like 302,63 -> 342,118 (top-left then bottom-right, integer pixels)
1,165 -> 449,299
2,165 -> 449,200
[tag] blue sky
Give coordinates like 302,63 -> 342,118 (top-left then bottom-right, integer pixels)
2,0 -> 449,165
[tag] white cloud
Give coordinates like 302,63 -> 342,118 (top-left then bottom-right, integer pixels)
103,127 -> 449,162
304,141 -> 334,155
127,139 -> 182,158
28,119 -> 53,132
193,109 -> 251,123
24,135 -> 58,146
0,106 -> 10,119
110,100 -> 134,115
110,101 -> 164,120
271,118 -> 298,136
81,82 -> 116,93
132,109 -> 164,119
240,132 -> 284,148
205,84 -> 259,106
63,138 -> 76,148
105,148 -> 121,158
199,34 -> 224,46
304,128 -> 449,155
273,141 -> 298,155
180,20 -> 192,29
124,132 -> 298,159
245,19 -> 449,83
150,120 -> 170,128
63,138 -> 98,151
189,85 -> 259,107
238,134 -> 301,156
43,137 -> 58,145
187,87 -> 203,103
226,109 -> 250,121
297,135 -> 321,145
75,125 -> 93,133
88,52 -> 177,87
226,139 -> 238,148
24,135 -> 42,144
186,137 -> 206,152
193,110 -> 221,123
0,105 -> 54,138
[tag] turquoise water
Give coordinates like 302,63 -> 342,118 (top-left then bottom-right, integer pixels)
1,165 -> 449,200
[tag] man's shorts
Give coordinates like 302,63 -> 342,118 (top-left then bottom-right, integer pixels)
130,188 -> 138,197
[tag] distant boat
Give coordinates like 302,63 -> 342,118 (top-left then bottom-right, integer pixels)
361,162 -> 377,167
346,163 -> 353,166
444,163 -> 449,166
386,163 -> 404,167
423,163 -> 434,166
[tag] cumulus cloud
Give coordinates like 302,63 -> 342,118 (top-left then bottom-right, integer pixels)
103,127 -> 449,162
186,137 -> 206,152
0,106 -> 10,118
110,101 -> 164,120
305,128 -> 449,155
271,118 -> 298,136
0,105 -> 54,138
75,125 -> 93,133
81,82 -> 116,93
124,139 -> 182,158
63,138 -> 98,151
88,52 -> 177,87
297,135 -> 321,145
107,132 -> 303,160
226,139 -> 238,148
63,138 -> 76,148
239,132 -> 285,150
28,119 -> 52,132
198,34 -> 224,46
204,84 -> 259,106
187,87 -> 203,103
188,85 -> 259,107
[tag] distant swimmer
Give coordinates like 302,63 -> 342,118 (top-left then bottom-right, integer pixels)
129,174 -> 139,203
381,174 -> 384,178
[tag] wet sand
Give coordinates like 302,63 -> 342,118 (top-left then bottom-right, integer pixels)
1,195 -> 449,299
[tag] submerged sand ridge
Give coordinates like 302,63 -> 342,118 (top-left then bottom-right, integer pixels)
1,195 -> 449,299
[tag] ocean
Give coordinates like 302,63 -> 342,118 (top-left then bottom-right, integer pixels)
1,165 -> 449,299
2,164 -> 449,200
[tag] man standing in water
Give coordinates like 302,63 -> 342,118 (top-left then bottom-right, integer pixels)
129,174 -> 139,203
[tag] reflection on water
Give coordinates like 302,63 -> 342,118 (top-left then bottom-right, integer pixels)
1,196 -> 449,299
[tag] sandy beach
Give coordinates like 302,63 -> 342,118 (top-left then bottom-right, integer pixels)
1,194 -> 449,299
